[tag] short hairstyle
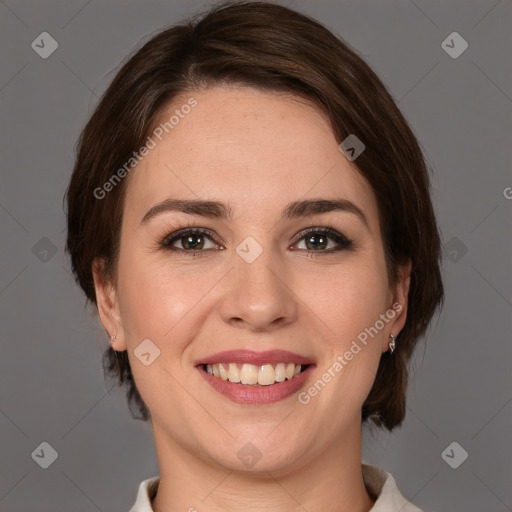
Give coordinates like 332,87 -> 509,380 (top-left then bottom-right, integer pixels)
65,0 -> 444,431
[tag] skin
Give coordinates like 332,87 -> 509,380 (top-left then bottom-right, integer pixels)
93,85 -> 411,512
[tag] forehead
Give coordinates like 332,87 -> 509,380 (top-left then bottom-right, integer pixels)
123,86 -> 378,227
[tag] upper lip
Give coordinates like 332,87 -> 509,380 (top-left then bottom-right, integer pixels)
194,349 -> 315,367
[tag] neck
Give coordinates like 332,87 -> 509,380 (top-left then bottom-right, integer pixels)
151,421 -> 376,512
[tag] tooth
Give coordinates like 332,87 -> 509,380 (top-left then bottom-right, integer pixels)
240,363 -> 258,385
218,363 -> 228,380
285,363 -> 295,380
258,364 -> 276,385
206,362 -> 306,384
228,363 -> 241,383
274,363 -> 286,382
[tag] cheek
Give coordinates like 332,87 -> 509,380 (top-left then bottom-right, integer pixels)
301,256 -> 389,341
114,251 -> 198,412
116,239 -> 218,358
117,260 -> 191,339
297,252 -> 389,406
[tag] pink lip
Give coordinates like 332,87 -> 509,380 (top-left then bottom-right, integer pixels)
197,364 -> 315,405
194,349 -> 315,367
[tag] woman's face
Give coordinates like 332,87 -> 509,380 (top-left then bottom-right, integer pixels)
94,85 -> 410,473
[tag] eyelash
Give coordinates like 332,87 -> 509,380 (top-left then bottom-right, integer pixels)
157,222 -> 354,258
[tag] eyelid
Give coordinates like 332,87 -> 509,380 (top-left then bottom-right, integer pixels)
293,224 -> 347,242
158,222 -> 354,253
160,226 -> 222,248
291,226 -> 354,251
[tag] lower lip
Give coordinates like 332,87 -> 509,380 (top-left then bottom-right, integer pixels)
197,365 -> 315,405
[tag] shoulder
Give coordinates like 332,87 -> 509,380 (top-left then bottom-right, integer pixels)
128,476 -> 159,512
362,463 -> 425,512
129,467 -> 426,512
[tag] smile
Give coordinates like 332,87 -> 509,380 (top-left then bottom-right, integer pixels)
204,362 -> 309,385
194,349 -> 316,404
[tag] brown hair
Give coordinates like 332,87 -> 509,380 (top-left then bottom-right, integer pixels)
65,0 -> 444,431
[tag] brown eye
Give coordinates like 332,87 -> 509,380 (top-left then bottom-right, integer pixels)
161,228 -> 219,254
294,228 -> 353,252
177,233 -> 206,250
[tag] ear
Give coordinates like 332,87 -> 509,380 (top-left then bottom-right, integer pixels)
382,259 -> 412,353
92,257 -> 127,351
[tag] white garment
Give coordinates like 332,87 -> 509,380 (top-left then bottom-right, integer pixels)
129,463 -> 423,511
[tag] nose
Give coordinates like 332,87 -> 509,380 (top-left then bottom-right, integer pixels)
219,242 -> 298,332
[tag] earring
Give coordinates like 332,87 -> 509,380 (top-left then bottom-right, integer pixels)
388,334 -> 396,354
110,334 -> 116,344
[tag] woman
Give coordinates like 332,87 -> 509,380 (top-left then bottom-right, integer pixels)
65,1 -> 444,511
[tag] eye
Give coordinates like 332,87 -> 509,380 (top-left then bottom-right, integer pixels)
293,227 -> 354,253
158,226 -> 354,257
160,228 -> 221,255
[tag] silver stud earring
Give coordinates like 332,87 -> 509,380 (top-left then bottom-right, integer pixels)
388,334 -> 396,354
110,334 -> 116,344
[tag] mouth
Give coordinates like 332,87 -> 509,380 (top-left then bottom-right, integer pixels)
194,349 -> 316,404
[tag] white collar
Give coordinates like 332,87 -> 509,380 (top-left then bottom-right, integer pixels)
129,463 -> 423,512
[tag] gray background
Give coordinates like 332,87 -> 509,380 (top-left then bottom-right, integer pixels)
1,0 -> 511,511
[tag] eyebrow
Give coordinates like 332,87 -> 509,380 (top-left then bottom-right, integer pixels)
140,197 -> 369,230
